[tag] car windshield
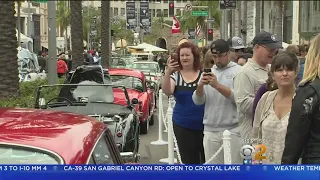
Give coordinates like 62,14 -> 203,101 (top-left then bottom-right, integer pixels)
0,146 -> 61,164
110,57 -> 126,68
37,83 -> 116,107
121,57 -> 137,68
110,75 -> 144,92
132,63 -> 157,71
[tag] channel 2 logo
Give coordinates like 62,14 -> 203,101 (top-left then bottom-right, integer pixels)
240,144 -> 267,165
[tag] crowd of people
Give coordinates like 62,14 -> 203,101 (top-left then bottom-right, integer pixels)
161,31 -> 320,165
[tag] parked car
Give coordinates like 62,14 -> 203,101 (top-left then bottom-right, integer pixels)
65,65 -> 111,84
18,47 -> 46,82
0,108 -> 123,164
109,68 -> 156,134
110,56 -> 138,69
131,61 -> 162,94
35,66 -> 140,163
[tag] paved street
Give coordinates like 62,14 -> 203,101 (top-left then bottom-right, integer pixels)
139,95 -> 178,164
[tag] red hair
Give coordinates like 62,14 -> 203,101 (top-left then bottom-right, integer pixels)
175,42 -> 201,71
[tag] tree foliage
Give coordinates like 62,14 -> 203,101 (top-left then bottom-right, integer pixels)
0,79 -> 64,108
111,17 -> 134,44
180,1 -> 221,34
143,18 -> 166,45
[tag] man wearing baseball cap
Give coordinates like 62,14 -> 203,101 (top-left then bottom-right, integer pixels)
227,36 -> 246,62
193,39 -> 242,164
234,31 -> 282,141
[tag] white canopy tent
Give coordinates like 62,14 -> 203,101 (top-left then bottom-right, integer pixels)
128,43 -> 167,52
16,29 -> 33,52
16,29 -> 33,43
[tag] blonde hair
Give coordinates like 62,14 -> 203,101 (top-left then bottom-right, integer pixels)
203,50 -> 214,68
299,33 -> 320,85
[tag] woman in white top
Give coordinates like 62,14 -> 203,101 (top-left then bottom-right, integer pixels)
252,52 -> 299,164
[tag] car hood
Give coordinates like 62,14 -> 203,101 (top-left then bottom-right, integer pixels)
113,88 -> 142,106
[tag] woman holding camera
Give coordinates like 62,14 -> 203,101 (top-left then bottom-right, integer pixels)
161,42 -> 205,164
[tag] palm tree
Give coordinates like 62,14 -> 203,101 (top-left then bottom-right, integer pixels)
100,1 -> 110,68
70,1 -> 84,68
56,1 -> 70,52
231,10 -> 235,37
255,1 -> 261,35
241,1 -> 247,44
274,1 -> 284,42
0,2 -> 19,99
82,6 -> 101,48
237,1 -> 241,37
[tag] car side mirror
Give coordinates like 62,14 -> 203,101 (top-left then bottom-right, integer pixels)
39,98 -> 46,109
131,98 -> 139,105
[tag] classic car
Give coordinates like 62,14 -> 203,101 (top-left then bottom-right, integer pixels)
35,68 -> 140,163
0,107 -> 123,164
18,47 -> 46,82
110,56 -> 138,69
35,83 -> 140,163
109,68 -> 157,134
65,65 -> 111,84
131,61 -> 162,94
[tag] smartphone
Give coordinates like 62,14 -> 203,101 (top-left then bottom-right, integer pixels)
203,68 -> 212,73
203,68 -> 212,76
171,53 -> 178,63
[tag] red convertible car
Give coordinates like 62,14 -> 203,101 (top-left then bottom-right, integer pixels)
0,108 -> 124,164
109,68 -> 156,134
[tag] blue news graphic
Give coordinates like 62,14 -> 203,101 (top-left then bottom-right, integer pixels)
0,165 -> 319,180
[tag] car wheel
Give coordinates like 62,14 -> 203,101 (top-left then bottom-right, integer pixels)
140,119 -> 149,134
149,114 -> 154,125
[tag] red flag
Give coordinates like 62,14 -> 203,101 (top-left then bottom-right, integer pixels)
171,16 -> 181,34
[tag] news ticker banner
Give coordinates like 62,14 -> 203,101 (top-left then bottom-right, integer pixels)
0,165 -> 319,180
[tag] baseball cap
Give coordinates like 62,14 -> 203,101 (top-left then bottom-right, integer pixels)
252,31 -> 282,49
210,39 -> 229,54
227,36 -> 245,49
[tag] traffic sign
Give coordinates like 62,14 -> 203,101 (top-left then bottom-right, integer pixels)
207,18 -> 215,22
185,4 -> 192,11
192,11 -> 208,16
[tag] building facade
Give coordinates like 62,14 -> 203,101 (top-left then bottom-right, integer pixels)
299,1 -> 320,42
83,0 -> 193,21
231,0 -> 319,46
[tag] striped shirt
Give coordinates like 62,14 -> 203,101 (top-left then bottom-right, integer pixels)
170,71 -> 205,130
